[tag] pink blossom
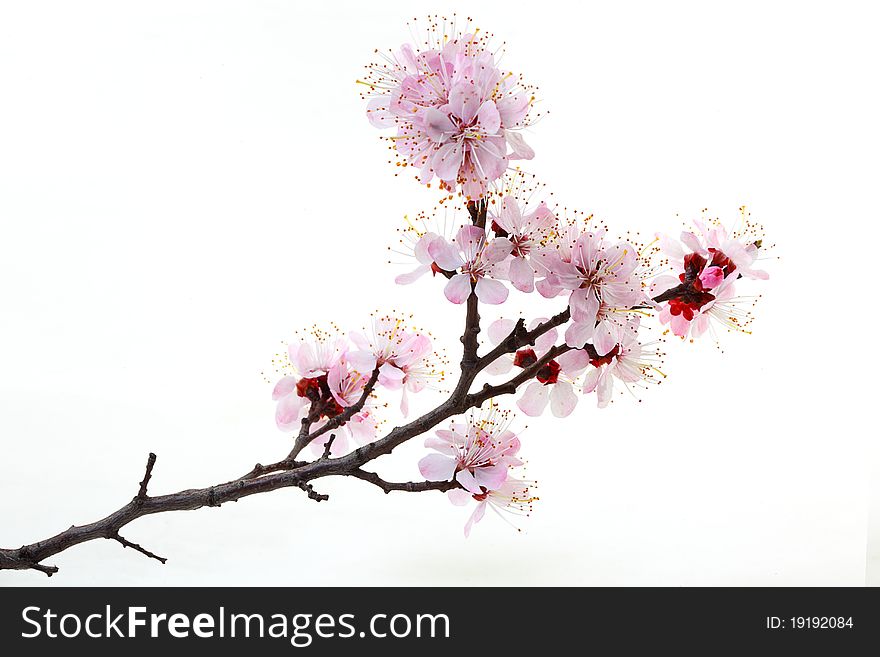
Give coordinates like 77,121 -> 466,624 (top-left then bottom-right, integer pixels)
485,318 -> 587,418
362,27 -> 536,199
394,232 -> 445,285
428,225 -> 512,304
348,315 -> 443,416
447,476 -> 537,537
536,230 -> 645,347
488,196 -> 556,293
653,215 -> 767,338
272,333 -> 379,457
580,318 -> 662,408
272,336 -> 347,432
418,409 -> 522,493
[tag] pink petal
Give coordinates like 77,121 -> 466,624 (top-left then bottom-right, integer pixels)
444,273 -> 472,304
497,92 -> 530,126
476,100 -> 501,135
413,233 -> 440,265
424,435 -> 457,455
569,288 -> 600,326
550,381 -> 578,418
272,376 -> 298,401
681,231 -> 704,254
275,394 -> 306,431
448,84 -> 480,124
475,277 -> 509,305
582,367 -> 603,394
699,265 -> 724,290
447,488 -> 472,506
432,141 -> 464,181
366,97 -> 394,128
427,238 -> 465,271
481,238 -> 513,265
517,381 -> 550,416
488,318 -> 516,345
565,321 -> 595,349
455,468 -> 481,493
592,321 -> 618,357
347,350 -> 378,373
508,256 -> 535,293
423,107 -> 457,143
473,464 -> 508,491
463,501 -> 487,537
596,370 -> 614,408
557,349 -> 589,376
505,130 -> 534,160
395,264 -> 431,285
418,454 -> 457,481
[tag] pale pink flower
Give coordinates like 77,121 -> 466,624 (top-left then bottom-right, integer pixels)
488,195 -> 556,293
581,318 -> 662,408
272,335 -> 348,432
361,22 -> 536,199
418,408 -> 522,493
652,214 -> 768,338
428,225 -> 512,304
310,359 -> 380,457
536,230 -> 645,347
393,231 -> 444,285
271,332 -> 380,457
447,476 -> 538,537
485,318 -> 587,418
348,315 -> 443,416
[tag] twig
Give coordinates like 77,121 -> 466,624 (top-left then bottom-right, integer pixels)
349,469 -> 462,494
137,452 -> 157,499
320,434 -> 336,460
111,532 -> 167,564
297,482 -> 329,502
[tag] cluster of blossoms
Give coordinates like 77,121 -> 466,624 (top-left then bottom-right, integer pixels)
360,15 -> 540,200
270,319 -> 444,456
419,407 -> 537,536
652,209 -> 769,339
381,184 -> 768,534
265,17 -> 771,537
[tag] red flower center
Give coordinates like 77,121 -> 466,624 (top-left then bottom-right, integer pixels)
513,348 -> 538,368
295,374 -> 345,419
514,348 -> 560,384
589,344 -> 620,367
490,220 -> 509,238
536,359 -> 561,384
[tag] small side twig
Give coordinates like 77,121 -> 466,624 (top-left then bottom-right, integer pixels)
297,481 -> 329,502
137,452 -> 157,499
110,532 -> 167,564
320,434 -> 336,460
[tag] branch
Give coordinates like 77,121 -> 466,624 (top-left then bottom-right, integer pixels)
349,469 -> 462,494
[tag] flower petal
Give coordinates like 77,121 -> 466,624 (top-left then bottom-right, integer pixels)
475,277 -> 509,305
444,274 -> 473,304
550,381 -> 578,418
418,454 -> 457,481
517,381 -> 550,416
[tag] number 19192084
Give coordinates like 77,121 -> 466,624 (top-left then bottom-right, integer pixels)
766,616 -> 854,630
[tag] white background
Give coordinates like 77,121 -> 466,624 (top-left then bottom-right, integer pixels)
1,0 -> 877,586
